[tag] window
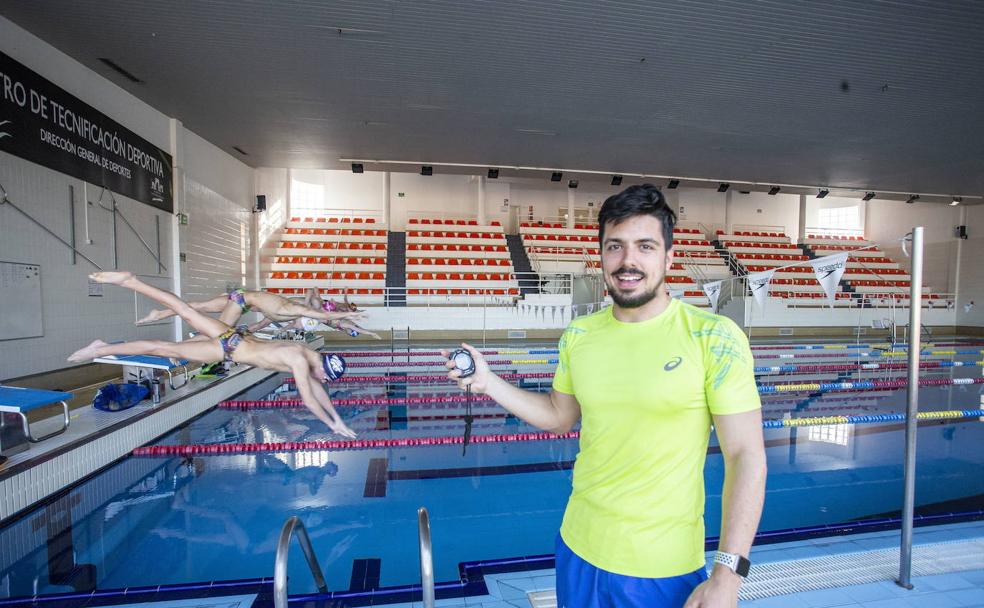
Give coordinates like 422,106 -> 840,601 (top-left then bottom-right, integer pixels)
818,206 -> 860,231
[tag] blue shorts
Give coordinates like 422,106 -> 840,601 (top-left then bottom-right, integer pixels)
555,535 -> 707,608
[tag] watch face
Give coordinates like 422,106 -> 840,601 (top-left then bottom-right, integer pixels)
454,352 -> 471,370
735,555 -> 751,577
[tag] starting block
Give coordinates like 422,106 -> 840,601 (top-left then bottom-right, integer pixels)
93,354 -> 192,391
0,386 -> 72,457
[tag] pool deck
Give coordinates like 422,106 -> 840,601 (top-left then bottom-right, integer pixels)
380,520 -> 984,608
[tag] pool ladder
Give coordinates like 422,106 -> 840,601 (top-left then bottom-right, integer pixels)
274,508 -> 436,608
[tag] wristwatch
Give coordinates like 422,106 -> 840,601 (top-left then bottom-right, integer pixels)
713,551 -> 751,578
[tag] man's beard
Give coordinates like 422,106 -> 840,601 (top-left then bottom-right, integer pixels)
605,272 -> 664,309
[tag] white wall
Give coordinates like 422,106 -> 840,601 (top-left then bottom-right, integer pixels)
866,199 -> 960,294
0,16 -> 253,378
390,173 -> 479,227
255,167 -> 289,247
0,154 -> 174,379
291,168 -> 385,218
956,205 -> 984,327
676,189 -> 726,233
726,191 -> 801,241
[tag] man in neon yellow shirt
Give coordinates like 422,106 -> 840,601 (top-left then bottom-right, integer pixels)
446,184 -> 766,607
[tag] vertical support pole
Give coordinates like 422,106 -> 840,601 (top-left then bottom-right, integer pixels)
477,175 -> 486,226
566,188 -> 575,229
68,186 -> 77,265
111,198 -> 119,269
155,215 -> 162,274
898,226 -> 923,589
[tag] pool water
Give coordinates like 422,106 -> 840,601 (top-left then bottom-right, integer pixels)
1,342 -> 983,600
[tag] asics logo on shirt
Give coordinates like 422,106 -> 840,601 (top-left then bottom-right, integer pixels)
664,356 -> 683,371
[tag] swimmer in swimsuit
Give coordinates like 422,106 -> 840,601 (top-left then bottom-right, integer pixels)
69,272 -> 356,438
136,288 -> 364,329
301,288 -> 381,340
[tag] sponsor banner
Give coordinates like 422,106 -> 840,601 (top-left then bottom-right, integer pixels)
702,280 -> 723,312
0,51 -> 173,211
747,268 -> 777,308
809,252 -> 850,306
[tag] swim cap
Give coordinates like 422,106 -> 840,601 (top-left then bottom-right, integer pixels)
300,317 -> 320,332
321,353 -> 347,382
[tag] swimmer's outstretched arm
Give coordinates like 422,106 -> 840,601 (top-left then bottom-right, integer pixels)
288,353 -> 356,438
247,317 -> 276,333
273,299 -> 366,323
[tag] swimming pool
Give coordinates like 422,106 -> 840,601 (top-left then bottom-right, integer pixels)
1,340 -> 983,604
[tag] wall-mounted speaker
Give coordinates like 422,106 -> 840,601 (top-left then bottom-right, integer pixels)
955,225 -> 968,239
255,195 -> 266,212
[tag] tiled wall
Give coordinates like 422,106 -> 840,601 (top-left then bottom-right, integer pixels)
179,176 -> 253,303
0,155 -> 173,379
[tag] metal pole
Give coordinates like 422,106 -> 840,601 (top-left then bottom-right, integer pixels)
418,507 -> 435,608
156,215 -> 162,274
112,199 -> 119,269
69,185 -> 77,265
897,226 -> 923,589
274,516 -> 328,608
0,193 -> 102,269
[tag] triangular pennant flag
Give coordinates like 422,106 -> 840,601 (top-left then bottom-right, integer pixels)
702,280 -> 723,312
809,252 -> 850,306
747,268 -> 777,308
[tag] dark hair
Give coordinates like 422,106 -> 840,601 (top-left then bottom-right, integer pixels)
597,183 -> 676,250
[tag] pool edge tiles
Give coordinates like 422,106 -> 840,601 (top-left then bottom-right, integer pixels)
0,365 -> 274,524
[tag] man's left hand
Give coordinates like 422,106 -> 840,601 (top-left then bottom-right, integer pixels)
683,568 -> 741,608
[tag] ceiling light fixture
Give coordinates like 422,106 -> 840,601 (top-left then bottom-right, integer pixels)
351,163 -> 364,173
487,168 -> 499,179
551,172 -> 563,182
862,192 -> 875,201
906,195 -> 919,204
951,197 -> 962,206
667,179 -> 680,189
768,186 -> 781,195
611,175 -> 623,186
568,179 -> 579,189
816,189 -> 829,199
421,165 -> 433,176
718,183 -> 730,193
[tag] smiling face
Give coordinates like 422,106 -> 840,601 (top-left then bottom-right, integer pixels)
601,214 -> 674,315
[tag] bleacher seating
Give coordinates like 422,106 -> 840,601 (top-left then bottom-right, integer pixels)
406,217 -> 518,303
262,216 -> 388,303
716,228 -> 946,306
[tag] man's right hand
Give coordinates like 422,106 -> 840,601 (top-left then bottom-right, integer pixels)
442,343 -> 492,394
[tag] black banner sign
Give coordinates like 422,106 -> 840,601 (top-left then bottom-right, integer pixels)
0,51 -> 173,212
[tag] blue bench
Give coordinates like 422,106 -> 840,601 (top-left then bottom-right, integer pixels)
0,386 -> 72,443
93,355 -> 191,390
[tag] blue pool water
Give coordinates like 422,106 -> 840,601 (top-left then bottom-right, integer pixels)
1,342 -> 983,601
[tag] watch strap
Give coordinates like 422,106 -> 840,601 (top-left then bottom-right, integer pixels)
713,551 -> 751,578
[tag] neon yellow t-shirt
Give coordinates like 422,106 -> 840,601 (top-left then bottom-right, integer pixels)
553,298 -> 760,578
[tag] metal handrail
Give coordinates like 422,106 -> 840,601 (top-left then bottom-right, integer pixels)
418,507 -> 436,608
274,516 -> 328,608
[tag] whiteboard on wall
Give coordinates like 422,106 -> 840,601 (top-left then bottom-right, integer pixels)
0,261 -> 43,340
